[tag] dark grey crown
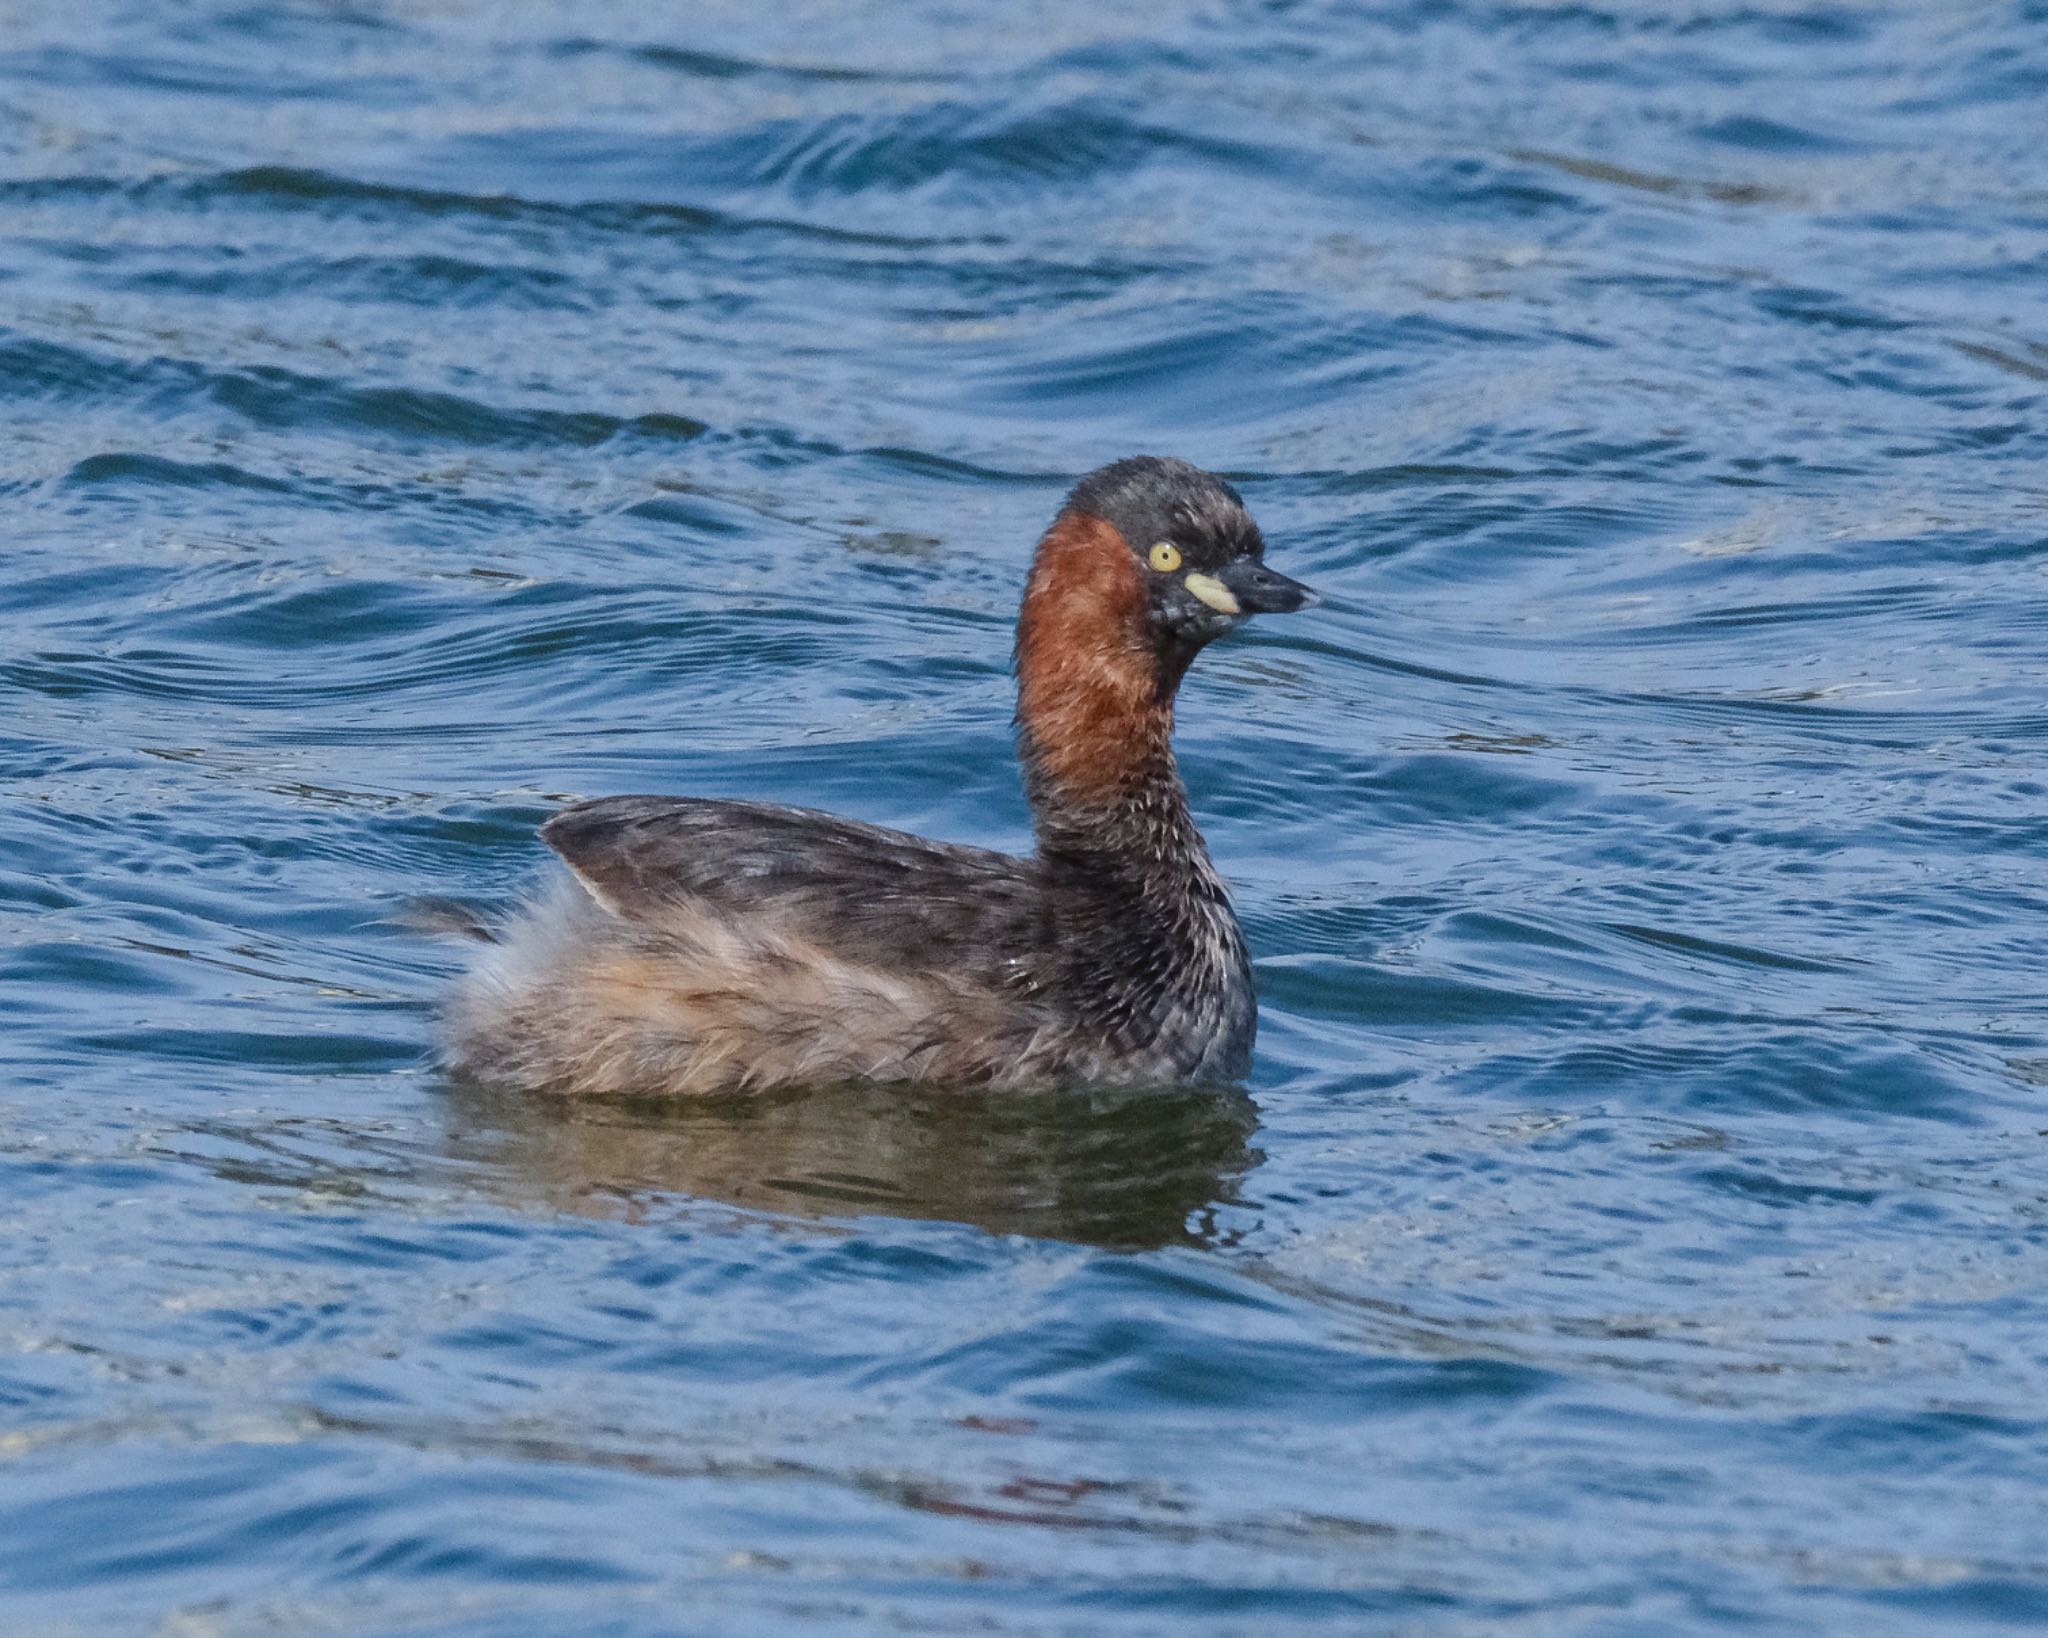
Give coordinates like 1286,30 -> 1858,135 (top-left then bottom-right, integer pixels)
1065,456 -> 1264,572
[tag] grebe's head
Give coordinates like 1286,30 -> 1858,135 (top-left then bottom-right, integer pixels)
1039,456 -> 1316,683
1076,456 -> 1314,646
1017,457 -> 1316,810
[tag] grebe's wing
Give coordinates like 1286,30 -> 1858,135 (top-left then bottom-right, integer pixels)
539,795 -> 1039,970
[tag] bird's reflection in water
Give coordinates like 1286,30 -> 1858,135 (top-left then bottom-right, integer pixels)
440,1078 -> 1262,1251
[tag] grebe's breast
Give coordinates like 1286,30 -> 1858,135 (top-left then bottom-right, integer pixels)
1039,845 -> 1257,1085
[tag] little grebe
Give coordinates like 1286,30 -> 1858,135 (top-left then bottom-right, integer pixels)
441,456 -> 1317,1095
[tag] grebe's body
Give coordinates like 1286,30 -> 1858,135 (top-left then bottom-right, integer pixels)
442,457 -> 1315,1095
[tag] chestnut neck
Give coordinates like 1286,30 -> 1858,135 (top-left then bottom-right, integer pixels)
1014,511 -> 1207,878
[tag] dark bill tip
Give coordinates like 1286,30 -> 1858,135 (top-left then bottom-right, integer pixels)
1218,557 -> 1319,614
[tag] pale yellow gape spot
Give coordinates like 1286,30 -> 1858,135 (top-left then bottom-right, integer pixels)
1149,540 -> 1240,614
1183,572 -> 1241,615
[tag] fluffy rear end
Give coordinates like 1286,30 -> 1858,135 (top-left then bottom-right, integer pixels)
443,878 -> 1038,1095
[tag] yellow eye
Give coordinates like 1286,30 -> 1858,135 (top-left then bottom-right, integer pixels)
1148,541 -> 1182,572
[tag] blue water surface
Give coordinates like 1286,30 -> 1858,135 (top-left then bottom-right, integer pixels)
5,2 -> 2048,1632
